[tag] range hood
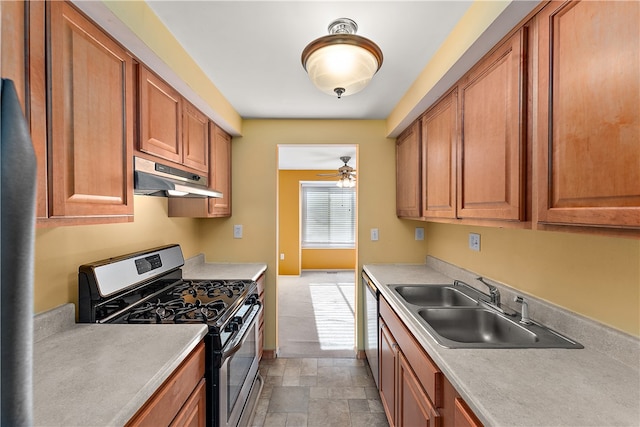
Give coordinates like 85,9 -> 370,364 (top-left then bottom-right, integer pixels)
134,156 -> 222,198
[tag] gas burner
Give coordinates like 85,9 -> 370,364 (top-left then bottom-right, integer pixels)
172,280 -> 248,300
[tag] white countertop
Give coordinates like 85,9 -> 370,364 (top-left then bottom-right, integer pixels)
33,304 -> 208,427
182,254 -> 267,281
363,263 -> 640,427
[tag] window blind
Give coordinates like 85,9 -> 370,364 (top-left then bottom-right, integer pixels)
302,184 -> 355,248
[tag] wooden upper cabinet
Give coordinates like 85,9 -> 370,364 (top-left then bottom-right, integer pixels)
536,0 -> 640,230
422,89 -> 458,219
48,1 -> 133,219
138,67 -> 210,175
182,101 -> 209,173
208,124 -> 232,217
139,66 -> 183,164
458,28 -> 527,221
167,124 -> 231,218
396,121 -> 422,218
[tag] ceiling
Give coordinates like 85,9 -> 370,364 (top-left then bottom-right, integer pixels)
144,1 -> 473,121
278,145 -> 356,170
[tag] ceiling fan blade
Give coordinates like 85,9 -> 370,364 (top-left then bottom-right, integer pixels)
317,173 -> 339,177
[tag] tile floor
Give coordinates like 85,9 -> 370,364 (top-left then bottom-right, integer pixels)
251,357 -> 389,427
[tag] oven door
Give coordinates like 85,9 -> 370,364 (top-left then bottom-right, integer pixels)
219,303 -> 262,427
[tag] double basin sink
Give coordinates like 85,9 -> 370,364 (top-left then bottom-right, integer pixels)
390,283 -> 582,349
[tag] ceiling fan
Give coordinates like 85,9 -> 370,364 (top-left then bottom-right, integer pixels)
318,156 -> 356,187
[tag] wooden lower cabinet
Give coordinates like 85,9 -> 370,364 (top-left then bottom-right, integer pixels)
379,321 -> 397,425
379,297 -> 482,427
453,398 -> 482,427
127,342 -> 206,427
397,351 -> 441,427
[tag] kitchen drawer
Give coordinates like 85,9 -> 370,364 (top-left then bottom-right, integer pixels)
380,297 -> 443,408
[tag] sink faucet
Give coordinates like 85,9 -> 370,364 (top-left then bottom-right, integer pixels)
476,277 -> 500,306
514,296 -> 533,325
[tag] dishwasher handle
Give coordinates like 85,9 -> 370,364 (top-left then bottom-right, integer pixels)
362,273 -> 379,298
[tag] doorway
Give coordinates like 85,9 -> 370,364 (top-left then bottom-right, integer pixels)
276,144 -> 358,358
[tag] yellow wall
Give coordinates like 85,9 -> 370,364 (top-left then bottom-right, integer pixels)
199,120 -> 430,351
34,196 -> 201,314
424,223 -> 640,336
301,249 -> 356,271
278,169 -> 356,275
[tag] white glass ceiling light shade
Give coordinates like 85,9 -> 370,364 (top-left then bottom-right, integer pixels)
336,175 -> 356,188
302,18 -> 383,98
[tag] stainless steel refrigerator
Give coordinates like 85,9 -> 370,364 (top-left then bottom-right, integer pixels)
1,78 -> 37,425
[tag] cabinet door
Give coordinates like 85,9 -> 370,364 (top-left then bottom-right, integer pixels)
169,379 -> 206,427
397,352 -> 441,427
48,1 -> 133,218
536,0 -> 640,229
422,89 -> 458,219
379,320 -> 397,426
1,0 -> 47,219
139,66 -> 182,164
182,101 -> 209,173
127,343 -> 205,427
396,121 -> 422,218
208,124 -> 232,217
458,29 -> 527,221
453,397 -> 482,427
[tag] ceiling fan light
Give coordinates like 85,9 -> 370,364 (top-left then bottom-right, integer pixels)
302,19 -> 383,98
336,175 -> 356,188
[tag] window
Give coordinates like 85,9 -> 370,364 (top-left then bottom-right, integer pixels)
302,183 -> 355,248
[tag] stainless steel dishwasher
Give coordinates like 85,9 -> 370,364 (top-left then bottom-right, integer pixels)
362,272 -> 379,387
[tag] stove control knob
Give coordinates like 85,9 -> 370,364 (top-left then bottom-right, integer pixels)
226,321 -> 240,332
233,316 -> 243,326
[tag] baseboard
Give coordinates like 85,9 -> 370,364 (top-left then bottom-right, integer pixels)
261,349 -> 278,360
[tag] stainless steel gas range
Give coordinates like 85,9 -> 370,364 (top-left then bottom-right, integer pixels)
78,244 -> 262,427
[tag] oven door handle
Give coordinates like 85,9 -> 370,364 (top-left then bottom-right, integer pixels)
221,303 -> 262,361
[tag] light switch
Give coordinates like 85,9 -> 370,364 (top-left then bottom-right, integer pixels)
415,227 -> 424,240
233,225 -> 243,239
371,228 -> 379,241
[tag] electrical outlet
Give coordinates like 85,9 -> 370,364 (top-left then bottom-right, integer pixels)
280,253 -> 285,260
469,233 -> 481,251
233,225 -> 243,239
371,228 -> 379,241
415,227 -> 424,240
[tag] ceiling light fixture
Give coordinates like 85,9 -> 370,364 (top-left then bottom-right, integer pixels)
301,18 -> 383,99
336,175 -> 356,188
